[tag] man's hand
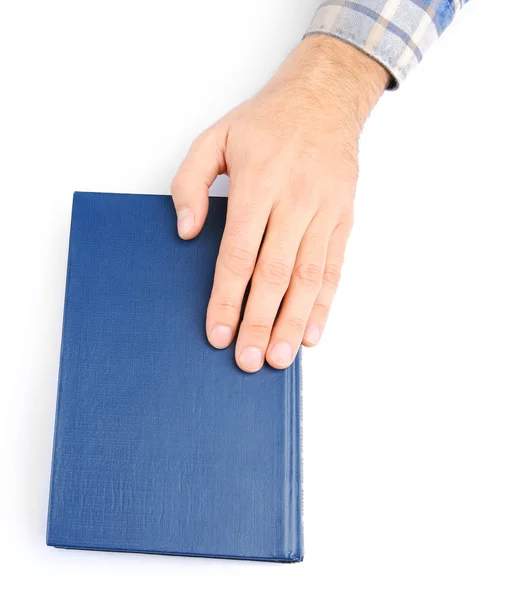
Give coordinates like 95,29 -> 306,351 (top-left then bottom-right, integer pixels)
172,36 -> 389,373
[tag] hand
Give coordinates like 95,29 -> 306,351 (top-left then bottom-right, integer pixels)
172,36 -> 389,373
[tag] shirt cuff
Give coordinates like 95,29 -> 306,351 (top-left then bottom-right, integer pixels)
304,1 -> 464,89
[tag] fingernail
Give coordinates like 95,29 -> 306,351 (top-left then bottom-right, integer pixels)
238,346 -> 264,372
304,324 -> 321,346
177,207 -> 194,237
210,325 -> 233,349
269,342 -> 293,366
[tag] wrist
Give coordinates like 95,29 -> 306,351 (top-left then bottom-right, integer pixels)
271,35 -> 389,131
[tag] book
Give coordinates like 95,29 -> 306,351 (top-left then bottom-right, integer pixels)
47,192 -> 303,563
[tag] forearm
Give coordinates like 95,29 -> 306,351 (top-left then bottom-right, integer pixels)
305,0 -> 470,88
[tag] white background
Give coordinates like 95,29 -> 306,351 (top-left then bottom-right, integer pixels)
1,1 -> 509,598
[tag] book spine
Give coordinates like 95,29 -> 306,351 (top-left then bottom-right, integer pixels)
282,351 -> 304,562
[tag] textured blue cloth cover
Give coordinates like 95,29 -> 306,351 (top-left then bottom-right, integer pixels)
47,192 -> 303,562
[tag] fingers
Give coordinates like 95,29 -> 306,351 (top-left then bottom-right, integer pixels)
208,190 -> 349,371
205,173 -> 273,352
234,204 -> 314,372
302,221 -> 349,348
171,126 -> 227,239
265,213 -> 333,369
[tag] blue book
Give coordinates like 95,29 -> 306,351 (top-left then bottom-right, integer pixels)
47,192 -> 303,563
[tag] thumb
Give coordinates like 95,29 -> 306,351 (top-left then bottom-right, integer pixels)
171,125 -> 227,239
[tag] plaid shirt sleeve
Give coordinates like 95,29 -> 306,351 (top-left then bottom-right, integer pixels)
304,1 -> 469,88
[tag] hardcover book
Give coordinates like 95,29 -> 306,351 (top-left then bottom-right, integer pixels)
47,192 -> 303,562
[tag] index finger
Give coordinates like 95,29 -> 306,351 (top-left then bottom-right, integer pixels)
206,174 -> 273,350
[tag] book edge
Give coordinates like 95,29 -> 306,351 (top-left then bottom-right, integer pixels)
282,351 -> 304,562
46,542 -> 303,563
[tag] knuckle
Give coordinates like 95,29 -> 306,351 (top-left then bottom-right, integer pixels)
289,174 -> 314,207
294,263 -> 323,288
250,155 -> 274,176
323,264 -> 342,288
218,299 -> 240,311
284,316 -> 307,333
222,245 -> 257,278
258,259 -> 292,287
242,159 -> 280,192
243,320 -> 272,337
210,296 -> 240,313
313,301 -> 330,319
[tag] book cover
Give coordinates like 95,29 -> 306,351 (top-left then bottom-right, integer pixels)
46,192 -> 303,562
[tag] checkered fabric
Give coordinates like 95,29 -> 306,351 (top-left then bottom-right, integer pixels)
305,0 -> 468,88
